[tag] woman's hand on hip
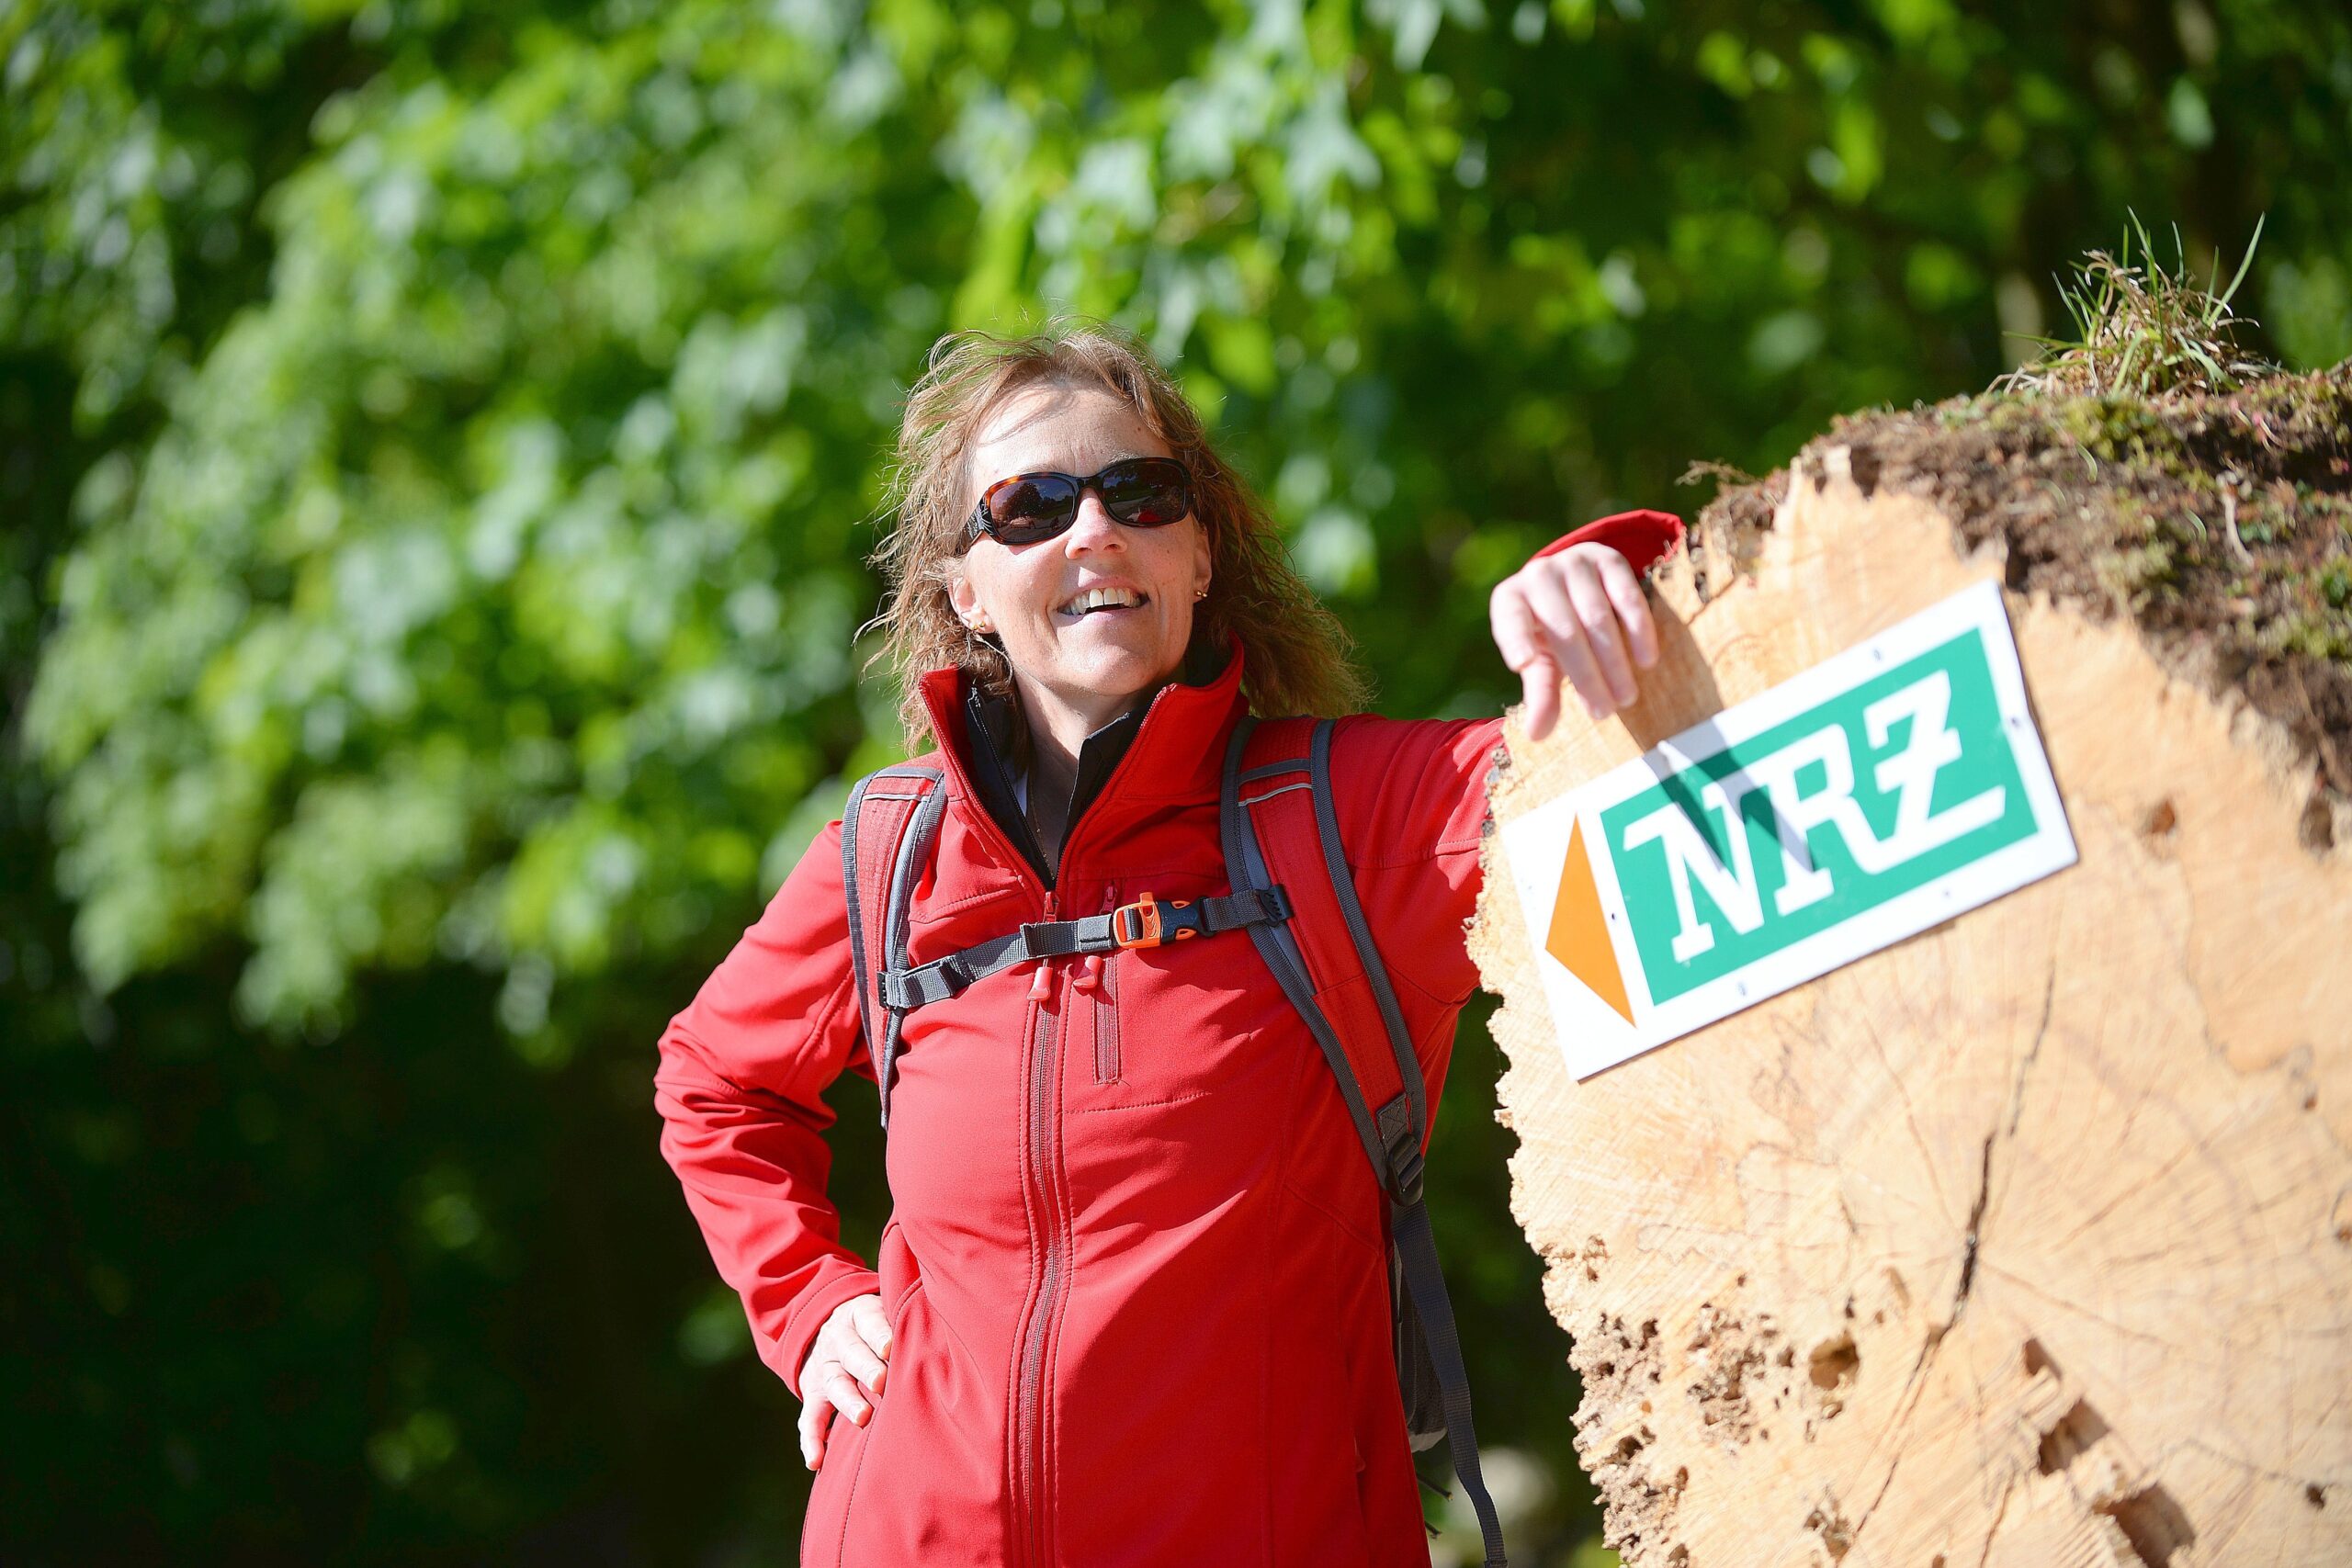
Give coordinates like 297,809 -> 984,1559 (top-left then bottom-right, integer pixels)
1489,542 -> 1660,740
797,1292 -> 894,1470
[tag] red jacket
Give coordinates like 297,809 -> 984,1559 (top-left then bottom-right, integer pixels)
655,512 -> 1683,1567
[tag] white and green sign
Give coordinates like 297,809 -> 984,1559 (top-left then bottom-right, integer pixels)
1505,581 -> 2075,1079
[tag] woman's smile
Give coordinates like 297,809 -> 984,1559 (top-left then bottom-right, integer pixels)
1054,583 -> 1148,619
1050,582 -> 1155,637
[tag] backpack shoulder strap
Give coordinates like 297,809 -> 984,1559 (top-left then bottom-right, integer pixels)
1218,715 -> 1510,1568
1218,716 -> 1425,1194
841,762 -> 948,1128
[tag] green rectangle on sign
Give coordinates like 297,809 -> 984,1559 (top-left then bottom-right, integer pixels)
1600,629 -> 2036,1004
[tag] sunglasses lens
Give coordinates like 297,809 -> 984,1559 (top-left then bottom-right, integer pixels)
1099,458 -> 1191,526
976,460 -> 1191,545
984,473 -> 1080,544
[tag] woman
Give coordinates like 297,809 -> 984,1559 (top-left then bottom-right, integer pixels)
654,324 -> 1681,1567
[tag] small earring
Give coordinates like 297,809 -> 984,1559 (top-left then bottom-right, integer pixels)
1193,586 -> 1208,601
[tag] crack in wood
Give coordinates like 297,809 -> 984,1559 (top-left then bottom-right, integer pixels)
2006,968 -> 2057,1138
1847,985 -> 2042,1561
1953,1132 -> 1994,1320
1972,1472 -> 2018,1568
1849,1439 -> 1905,1548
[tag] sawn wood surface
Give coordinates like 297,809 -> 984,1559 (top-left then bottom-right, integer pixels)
1470,450 -> 2352,1568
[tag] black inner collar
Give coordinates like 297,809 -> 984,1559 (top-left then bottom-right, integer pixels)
961,637 -> 1224,886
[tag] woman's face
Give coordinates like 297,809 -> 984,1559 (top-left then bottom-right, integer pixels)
950,383 -> 1213,727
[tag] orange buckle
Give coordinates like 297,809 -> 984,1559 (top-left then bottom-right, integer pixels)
1111,893 -> 1199,948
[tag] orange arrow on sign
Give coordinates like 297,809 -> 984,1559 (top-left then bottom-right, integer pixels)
1546,819 -> 1635,1024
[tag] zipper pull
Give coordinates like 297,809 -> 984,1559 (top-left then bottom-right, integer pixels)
1025,891 -> 1061,1001
1073,953 -> 1104,994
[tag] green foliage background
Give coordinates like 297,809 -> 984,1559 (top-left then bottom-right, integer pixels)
4,1 -> 2346,1562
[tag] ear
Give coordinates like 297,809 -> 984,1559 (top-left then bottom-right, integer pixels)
946,564 -> 984,629
1189,517 -> 1213,600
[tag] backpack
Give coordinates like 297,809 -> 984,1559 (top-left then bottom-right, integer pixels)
839,716 -> 1510,1568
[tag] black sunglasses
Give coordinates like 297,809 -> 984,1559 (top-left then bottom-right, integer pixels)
965,457 -> 1193,548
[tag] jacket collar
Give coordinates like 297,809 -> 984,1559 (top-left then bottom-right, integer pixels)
915,633 -> 1248,882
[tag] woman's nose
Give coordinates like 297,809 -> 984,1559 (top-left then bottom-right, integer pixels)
1064,493 -> 1125,551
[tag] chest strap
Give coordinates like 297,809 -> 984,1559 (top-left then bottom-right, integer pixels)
880,886 -> 1292,1012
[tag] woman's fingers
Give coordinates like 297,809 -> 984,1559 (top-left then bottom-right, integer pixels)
1517,566 -> 1617,723
798,1364 -> 838,1470
1492,546 -> 1660,741
796,1366 -> 870,1473
833,1295 -> 892,1396
848,1296 -> 896,1371
1516,649 -> 1562,742
798,1365 -> 870,1474
834,1322 -> 889,1398
797,1292 -> 897,1472
824,1368 -> 871,1427
1562,558 -> 1637,708
1596,547 -> 1660,670
1490,587 -> 1564,740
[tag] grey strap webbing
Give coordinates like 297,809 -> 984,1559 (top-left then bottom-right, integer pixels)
841,762 -> 1289,1125
1392,1199 -> 1506,1567
842,765 -> 948,1127
878,888 -> 1290,1010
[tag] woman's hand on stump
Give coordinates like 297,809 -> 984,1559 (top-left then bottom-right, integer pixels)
1490,542 -> 1660,740
797,1292 -> 893,1471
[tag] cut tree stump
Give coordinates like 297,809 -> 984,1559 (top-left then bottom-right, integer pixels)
1471,444 -> 2352,1568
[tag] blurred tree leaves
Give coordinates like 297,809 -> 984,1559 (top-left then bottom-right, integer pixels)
5,0 -> 2348,1562
17,0 -> 2352,1039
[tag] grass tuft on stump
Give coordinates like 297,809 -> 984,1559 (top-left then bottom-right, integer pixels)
2000,215 -> 2271,400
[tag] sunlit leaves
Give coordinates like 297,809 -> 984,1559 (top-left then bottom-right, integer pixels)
17,0 -> 2352,1045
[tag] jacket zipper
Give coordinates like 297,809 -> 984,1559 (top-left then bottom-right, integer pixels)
937,685 -> 1191,1562
1011,896 -> 1069,1568
935,769 -> 1071,1566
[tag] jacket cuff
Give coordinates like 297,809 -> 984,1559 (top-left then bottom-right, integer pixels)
772,1263 -> 883,1400
1530,508 -> 1686,575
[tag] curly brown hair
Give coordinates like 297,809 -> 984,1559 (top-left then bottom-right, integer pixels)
866,321 -> 1370,751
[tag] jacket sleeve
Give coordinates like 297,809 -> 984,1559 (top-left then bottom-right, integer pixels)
1337,509 -> 1687,1095
653,817 -> 879,1399
1528,506 -> 1684,571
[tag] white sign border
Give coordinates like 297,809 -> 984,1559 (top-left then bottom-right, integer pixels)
1505,579 -> 2077,1080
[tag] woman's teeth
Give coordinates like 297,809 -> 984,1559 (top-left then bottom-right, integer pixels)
1058,588 -> 1146,615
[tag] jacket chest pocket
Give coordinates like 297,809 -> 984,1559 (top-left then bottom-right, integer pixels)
1064,874 -> 1296,1114
1068,883 -> 1123,1086
1078,950 -> 1121,1084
